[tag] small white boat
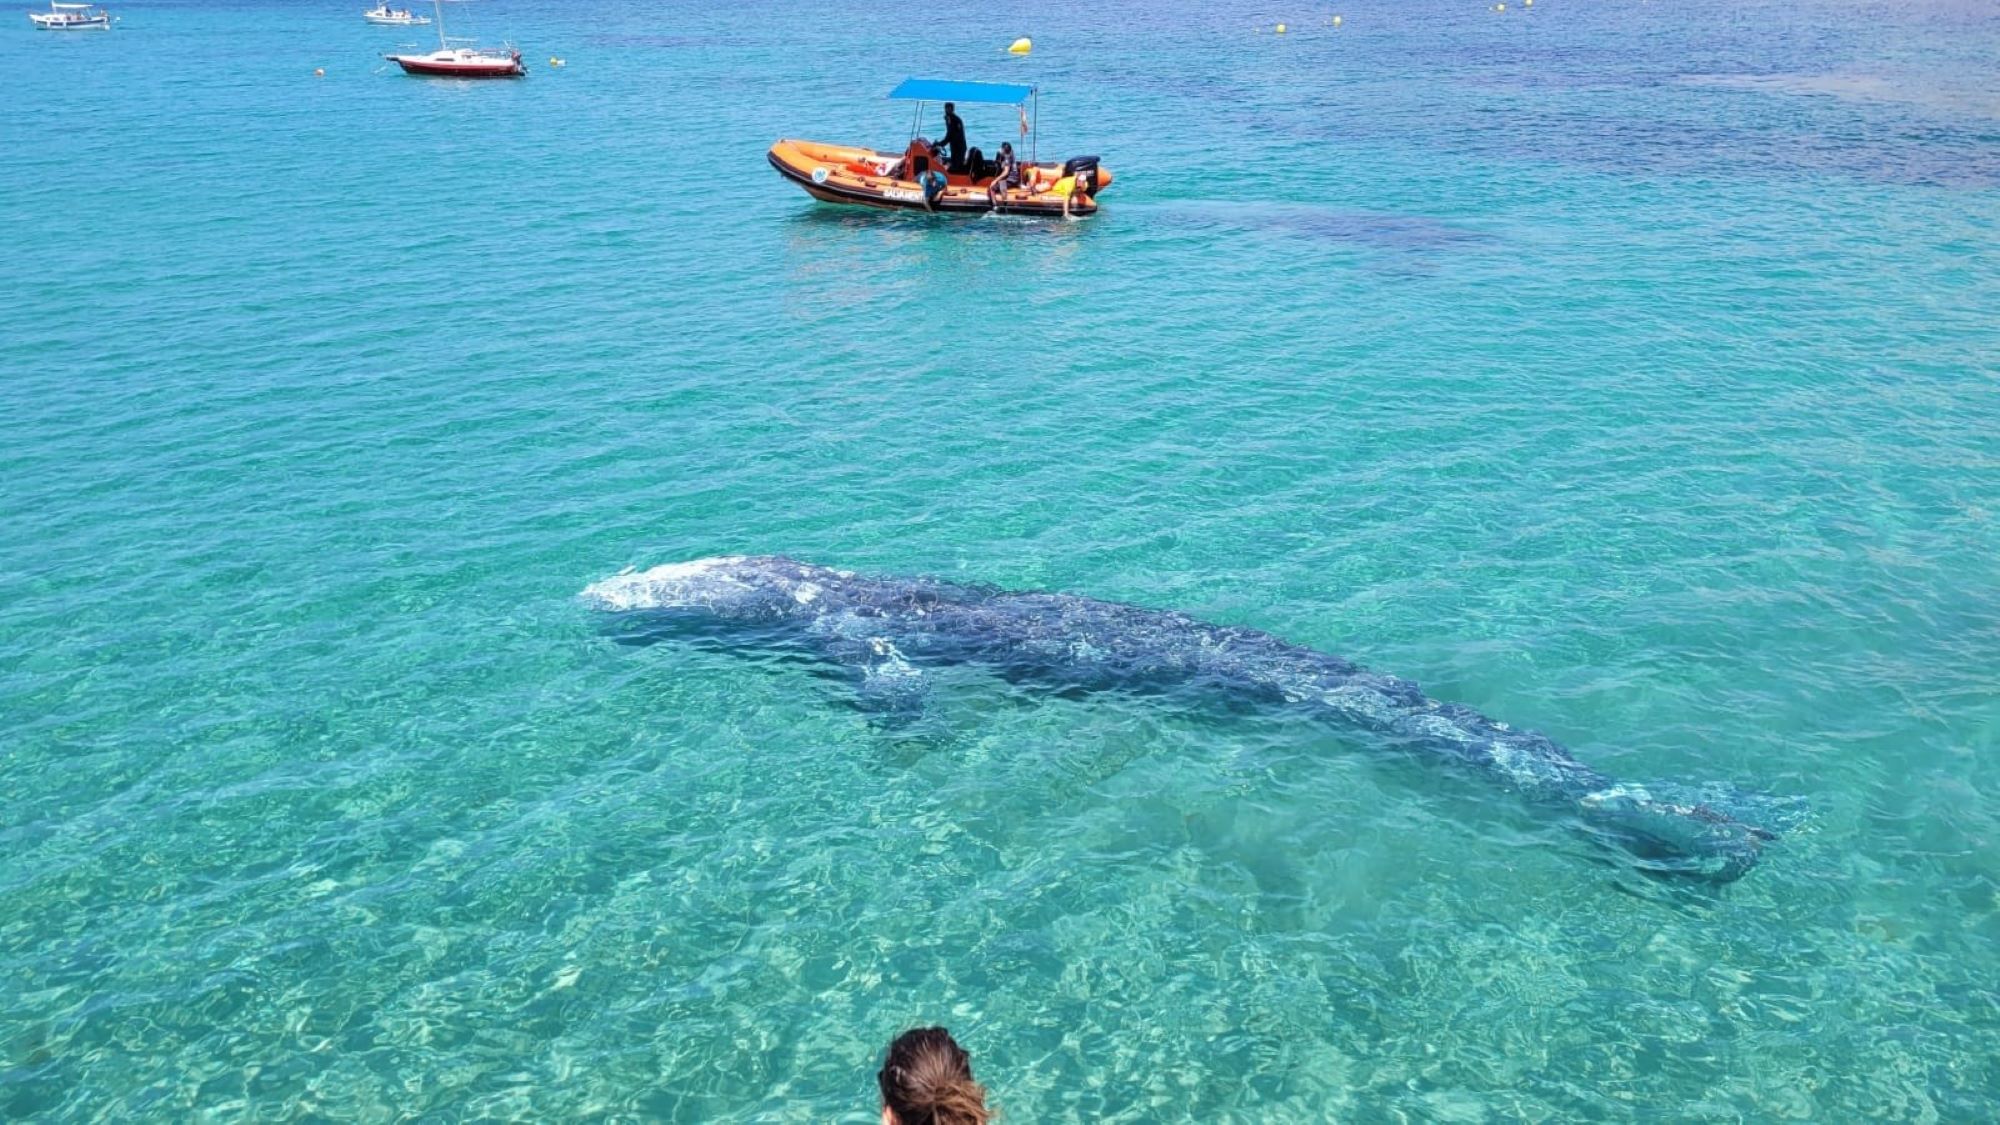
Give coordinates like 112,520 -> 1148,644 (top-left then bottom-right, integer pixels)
363,4 -> 429,25
28,1 -> 110,29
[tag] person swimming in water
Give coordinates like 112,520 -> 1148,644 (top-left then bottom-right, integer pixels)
877,1027 -> 991,1125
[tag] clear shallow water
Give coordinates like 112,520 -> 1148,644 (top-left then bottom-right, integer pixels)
3,0 -> 1998,1117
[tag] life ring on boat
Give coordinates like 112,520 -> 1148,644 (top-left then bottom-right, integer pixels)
811,166 -> 830,184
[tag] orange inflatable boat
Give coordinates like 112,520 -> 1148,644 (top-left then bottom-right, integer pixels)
767,78 -> 1113,218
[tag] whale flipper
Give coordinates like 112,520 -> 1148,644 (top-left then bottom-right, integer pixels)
841,637 -> 932,723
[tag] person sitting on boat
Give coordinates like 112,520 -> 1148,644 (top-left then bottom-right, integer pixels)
939,102 -> 968,175
1053,170 -> 1082,217
990,142 -> 1018,192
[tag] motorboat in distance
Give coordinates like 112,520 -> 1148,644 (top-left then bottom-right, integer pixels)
384,0 -> 522,78
364,4 -> 431,26
28,1 -> 110,29
768,78 -> 1112,218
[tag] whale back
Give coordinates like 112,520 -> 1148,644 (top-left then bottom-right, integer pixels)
584,557 -> 1784,883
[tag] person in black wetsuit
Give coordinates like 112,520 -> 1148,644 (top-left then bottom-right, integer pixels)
939,102 -> 968,175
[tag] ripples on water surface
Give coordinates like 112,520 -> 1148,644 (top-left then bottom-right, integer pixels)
3,0 -> 1998,1117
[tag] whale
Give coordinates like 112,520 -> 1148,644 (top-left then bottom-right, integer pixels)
582,556 -> 1782,883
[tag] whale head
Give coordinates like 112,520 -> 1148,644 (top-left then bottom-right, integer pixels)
581,556 -> 851,638
582,555 -> 836,615
1578,784 -> 1774,883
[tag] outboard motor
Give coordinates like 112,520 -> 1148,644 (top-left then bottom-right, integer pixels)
1062,155 -> 1101,195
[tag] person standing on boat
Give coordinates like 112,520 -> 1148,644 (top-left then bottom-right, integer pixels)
939,102 -> 968,175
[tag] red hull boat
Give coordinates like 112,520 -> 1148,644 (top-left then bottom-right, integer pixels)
386,47 -> 523,78
381,0 -> 523,79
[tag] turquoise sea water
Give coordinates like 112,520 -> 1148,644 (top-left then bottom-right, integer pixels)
5,0 -> 1999,1117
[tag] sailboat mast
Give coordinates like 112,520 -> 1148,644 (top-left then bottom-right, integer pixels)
432,0 -> 445,50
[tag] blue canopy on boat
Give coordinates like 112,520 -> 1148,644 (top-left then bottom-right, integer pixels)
887,78 -> 1035,105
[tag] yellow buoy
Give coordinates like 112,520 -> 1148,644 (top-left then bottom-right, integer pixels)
1275,22 -> 1286,32
549,56 -> 565,67
1008,37 -> 1031,54
1494,3 -> 1504,9
1332,14 -> 1343,25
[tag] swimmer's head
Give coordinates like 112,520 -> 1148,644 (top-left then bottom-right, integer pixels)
878,1027 -> 990,1125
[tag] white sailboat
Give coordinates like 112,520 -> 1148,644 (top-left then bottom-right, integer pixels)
384,0 -> 522,78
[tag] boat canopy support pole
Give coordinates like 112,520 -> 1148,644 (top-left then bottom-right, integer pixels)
1031,90 -> 1038,166
910,101 -> 924,144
